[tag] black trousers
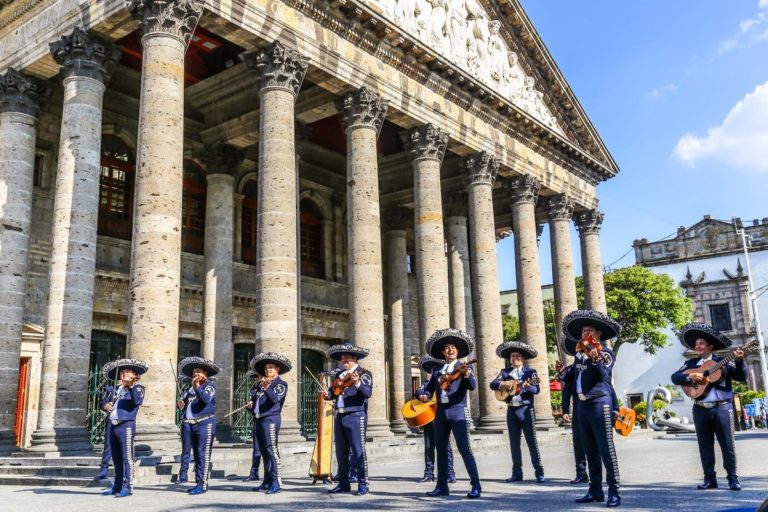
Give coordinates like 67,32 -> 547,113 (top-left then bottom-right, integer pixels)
692,403 -> 737,482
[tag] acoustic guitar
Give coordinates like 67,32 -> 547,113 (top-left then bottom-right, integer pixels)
681,339 -> 759,400
401,397 -> 436,427
613,406 -> 636,437
494,375 -> 541,403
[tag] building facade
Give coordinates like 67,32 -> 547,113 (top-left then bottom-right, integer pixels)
0,0 -> 617,453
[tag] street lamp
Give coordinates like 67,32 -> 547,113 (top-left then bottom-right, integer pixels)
737,228 -> 768,396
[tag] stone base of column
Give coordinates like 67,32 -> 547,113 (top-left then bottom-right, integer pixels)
366,417 -> 394,438
473,415 -> 506,433
27,427 -> 93,456
388,418 -> 409,435
534,415 -> 559,431
0,430 -> 19,455
214,424 -> 236,443
132,424 -> 181,456
281,419 -> 306,443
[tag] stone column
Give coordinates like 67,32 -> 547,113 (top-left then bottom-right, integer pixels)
126,0 -> 203,452
198,143 -> 245,441
242,41 -> 309,441
575,209 -> 607,314
233,192 -> 244,262
30,29 -> 119,453
400,124 -> 450,349
545,194 -> 577,364
506,176 -> 555,428
337,87 -> 392,437
444,191 -> 474,336
0,69 -> 49,453
463,152 -> 505,431
383,207 -> 412,434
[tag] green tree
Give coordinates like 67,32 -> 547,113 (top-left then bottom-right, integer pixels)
502,314 -> 520,341
576,265 -> 694,355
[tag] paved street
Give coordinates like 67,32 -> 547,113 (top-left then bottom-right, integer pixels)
2,432 -> 766,512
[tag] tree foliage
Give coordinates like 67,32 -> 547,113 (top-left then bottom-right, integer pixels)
502,314 -> 520,341
576,265 -> 694,355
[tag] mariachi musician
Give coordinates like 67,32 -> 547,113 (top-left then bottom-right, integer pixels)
490,341 -> 544,483
177,356 -> 220,495
671,322 -> 746,491
99,358 -> 148,498
417,329 -> 481,499
246,352 -> 291,495
561,310 -> 622,508
416,355 -> 455,484
322,342 -> 372,496
556,339 -> 589,485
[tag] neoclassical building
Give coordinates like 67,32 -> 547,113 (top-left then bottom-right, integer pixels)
0,0 -> 618,453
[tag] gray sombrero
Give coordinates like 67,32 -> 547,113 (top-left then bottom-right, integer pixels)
250,352 -> 293,375
179,356 -> 221,378
562,309 -> 622,342
419,354 -> 445,374
102,358 -> 149,381
679,322 -> 732,351
425,328 -> 475,359
326,342 -> 370,361
496,340 -> 538,360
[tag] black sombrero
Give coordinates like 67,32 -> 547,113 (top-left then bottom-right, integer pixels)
496,341 -> 538,360
102,358 -> 149,381
679,322 -> 733,351
419,355 -> 444,374
179,356 -> 221,378
562,309 -> 622,342
425,328 -> 475,359
326,342 -> 370,361
561,334 -> 578,357
250,352 -> 293,375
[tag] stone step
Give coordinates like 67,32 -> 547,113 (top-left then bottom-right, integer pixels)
0,457 -> 100,467
0,475 -> 101,487
0,465 -> 106,477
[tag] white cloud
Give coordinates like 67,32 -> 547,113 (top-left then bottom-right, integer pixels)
718,3 -> 768,54
761,0 -> 768,8
673,81 -> 768,171
648,83 -> 678,98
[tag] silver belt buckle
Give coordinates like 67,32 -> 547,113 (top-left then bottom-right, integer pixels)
578,393 -> 588,401
110,419 -> 121,426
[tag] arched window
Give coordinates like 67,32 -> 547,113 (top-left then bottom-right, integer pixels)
300,198 -> 324,278
182,160 -> 207,255
98,135 -> 134,240
241,180 -> 258,265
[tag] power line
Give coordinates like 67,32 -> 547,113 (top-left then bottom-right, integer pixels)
603,229 -> 679,271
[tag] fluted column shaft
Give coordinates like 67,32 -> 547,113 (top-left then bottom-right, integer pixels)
506,176 -> 554,427
32,28 -> 118,453
464,152 -> 505,431
575,209 -> 607,314
0,69 -> 48,452
126,0 -> 203,451
401,125 -> 450,350
338,87 -> 391,436
243,41 -> 309,441
444,193 -> 473,337
546,194 -> 577,364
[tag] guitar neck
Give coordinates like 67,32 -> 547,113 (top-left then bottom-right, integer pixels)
707,341 -> 757,373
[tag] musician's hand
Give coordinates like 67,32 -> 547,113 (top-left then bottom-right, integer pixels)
562,413 -> 571,423
177,400 -> 184,409
689,372 -> 706,384
350,372 -> 360,385
460,366 -> 471,378
246,401 -> 254,410
734,348 -> 744,361
555,360 -> 564,372
103,403 -> 113,413
587,348 -> 600,361
193,376 -> 205,389
419,395 -> 429,403
502,380 -> 515,390
522,381 -> 530,390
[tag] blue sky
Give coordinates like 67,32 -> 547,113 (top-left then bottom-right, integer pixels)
497,0 -> 768,290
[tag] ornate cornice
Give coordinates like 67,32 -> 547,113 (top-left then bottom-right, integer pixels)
544,193 -> 574,221
196,142 -> 246,175
0,68 -> 50,117
337,87 -> 388,133
129,0 -> 203,47
400,124 -> 448,163
242,41 -> 310,96
463,151 -> 498,186
49,28 -> 120,85
504,174 -> 540,205
443,191 -> 469,218
574,209 -> 604,235
382,205 -> 412,231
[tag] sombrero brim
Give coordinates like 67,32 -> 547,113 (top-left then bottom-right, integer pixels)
326,344 -> 369,361
102,359 -> 149,381
425,329 -> 474,359
679,323 -> 732,351
496,341 -> 537,360
562,310 -> 621,341
250,353 -> 293,375
419,355 -> 445,374
179,357 -> 221,378
561,335 -> 578,357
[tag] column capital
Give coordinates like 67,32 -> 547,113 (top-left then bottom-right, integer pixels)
574,209 -> 605,235
504,174 -> 540,205
545,193 -> 574,221
337,87 -> 388,133
443,191 -> 468,218
129,0 -> 203,47
382,206 -> 413,231
196,142 -> 246,176
0,68 -> 51,117
49,28 -> 121,84
242,41 -> 309,96
462,151 -> 498,186
400,124 -> 448,163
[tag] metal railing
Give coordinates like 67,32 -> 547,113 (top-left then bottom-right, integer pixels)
232,373 -> 253,440
86,371 -> 107,446
300,371 -> 320,438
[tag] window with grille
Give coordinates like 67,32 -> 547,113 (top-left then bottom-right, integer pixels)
98,135 -> 134,239
241,180 -> 258,265
300,198 -> 324,278
709,303 -> 732,332
182,160 -> 206,254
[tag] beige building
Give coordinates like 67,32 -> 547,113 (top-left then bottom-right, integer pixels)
0,0 -> 618,454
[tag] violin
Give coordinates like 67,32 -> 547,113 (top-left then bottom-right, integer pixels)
576,335 -> 612,366
438,359 -> 478,391
332,368 -> 367,396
